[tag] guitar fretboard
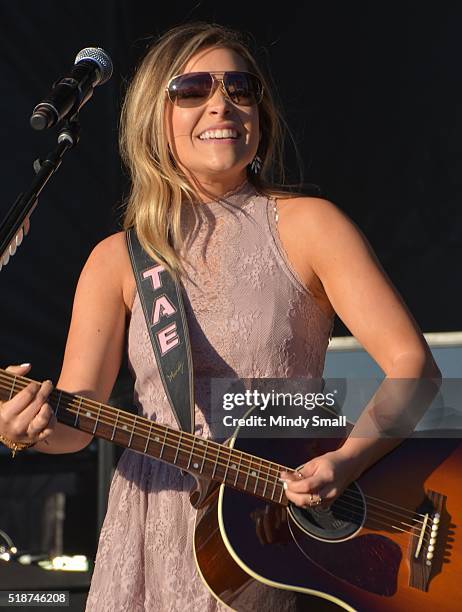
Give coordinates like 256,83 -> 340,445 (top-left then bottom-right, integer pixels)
0,369 -> 290,505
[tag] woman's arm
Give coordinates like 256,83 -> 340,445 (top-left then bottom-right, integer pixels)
33,231 -> 130,454
279,197 -> 441,506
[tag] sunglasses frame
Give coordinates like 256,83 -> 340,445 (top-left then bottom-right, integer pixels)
165,71 -> 264,107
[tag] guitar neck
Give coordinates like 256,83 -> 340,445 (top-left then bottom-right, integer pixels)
0,369 -> 289,505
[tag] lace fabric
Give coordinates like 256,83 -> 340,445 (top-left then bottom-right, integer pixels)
85,182 -> 334,611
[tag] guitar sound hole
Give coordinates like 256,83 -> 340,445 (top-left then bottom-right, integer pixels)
289,481 -> 365,542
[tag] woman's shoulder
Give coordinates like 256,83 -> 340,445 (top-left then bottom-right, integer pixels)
270,190 -> 341,212
83,231 -> 135,311
84,231 -> 129,276
89,230 -> 127,255
269,191 -> 355,235
268,191 -> 367,283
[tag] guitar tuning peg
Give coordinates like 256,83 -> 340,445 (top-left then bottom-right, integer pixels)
0,216 -> 32,273
1,251 -> 10,267
15,228 -> 23,247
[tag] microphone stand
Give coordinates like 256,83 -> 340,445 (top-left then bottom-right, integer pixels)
0,118 -> 80,271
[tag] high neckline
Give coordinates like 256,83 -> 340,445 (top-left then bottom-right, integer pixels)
191,179 -> 259,217
199,178 -> 252,203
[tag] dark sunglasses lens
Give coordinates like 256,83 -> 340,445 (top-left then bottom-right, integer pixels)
168,73 -> 213,107
224,72 -> 262,106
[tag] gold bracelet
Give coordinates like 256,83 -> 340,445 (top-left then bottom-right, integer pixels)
0,433 -> 35,458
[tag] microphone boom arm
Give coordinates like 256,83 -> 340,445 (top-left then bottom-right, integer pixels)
0,119 -> 80,271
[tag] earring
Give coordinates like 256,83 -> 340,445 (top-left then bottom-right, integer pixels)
250,154 -> 263,175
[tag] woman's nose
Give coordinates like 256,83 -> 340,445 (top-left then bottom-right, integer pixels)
207,81 -> 232,112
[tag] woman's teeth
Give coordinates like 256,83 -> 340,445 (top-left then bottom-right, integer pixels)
199,129 -> 239,140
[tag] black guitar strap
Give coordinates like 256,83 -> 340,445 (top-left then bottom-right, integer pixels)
126,229 -> 195,434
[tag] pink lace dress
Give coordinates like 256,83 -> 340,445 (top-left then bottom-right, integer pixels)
85,182 -> 334,611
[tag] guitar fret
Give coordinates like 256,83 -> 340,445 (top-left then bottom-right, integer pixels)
234,451 -> 242,487
160,430 -> 167,458
111,410 -> 120,441
261,464 -> 269,498
271,473 -> 278,501
128,415 -> 136,447
223,448 -> 232,482
278,482 -> 285,503
144,421 -> 153,453
74,397 -> 83,427
212,445 -> 220,479
253,460 -> 262,494
199,439 -> 208,474
173,431 -> 182,464
55,390 -> 63,417
8,376 -> 16,400
243,457 -> 251,491
187,436 -> 195,470
92,403 -> 102,434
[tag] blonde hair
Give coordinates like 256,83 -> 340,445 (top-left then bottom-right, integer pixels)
120,22 -> 295,275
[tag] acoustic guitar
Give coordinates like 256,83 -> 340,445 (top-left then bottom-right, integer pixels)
1,368 -> 460,611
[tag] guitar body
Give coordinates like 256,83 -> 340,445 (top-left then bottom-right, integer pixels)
194,434 -> 462,611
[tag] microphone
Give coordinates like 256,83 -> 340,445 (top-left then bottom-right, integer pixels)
30,47 -> 113,130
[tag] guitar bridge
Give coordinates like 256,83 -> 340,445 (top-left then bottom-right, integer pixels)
408,489 -> 445,591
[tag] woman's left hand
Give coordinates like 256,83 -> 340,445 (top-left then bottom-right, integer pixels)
280,449 -> 362,508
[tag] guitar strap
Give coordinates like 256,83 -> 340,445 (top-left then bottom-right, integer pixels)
126,228 -> 195,434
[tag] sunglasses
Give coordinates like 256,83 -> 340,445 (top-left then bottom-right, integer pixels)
166,71 -> 264,108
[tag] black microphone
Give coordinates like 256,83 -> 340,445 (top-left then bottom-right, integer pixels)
30,47 -> 113,130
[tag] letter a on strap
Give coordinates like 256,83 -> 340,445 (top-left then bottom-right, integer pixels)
126,229 -> 195,434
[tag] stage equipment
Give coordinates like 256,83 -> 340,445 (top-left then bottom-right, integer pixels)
0,47 -> 112,273
30,47 -> 113,131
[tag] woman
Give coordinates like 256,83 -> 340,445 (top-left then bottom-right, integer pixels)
0,22 -> 440,611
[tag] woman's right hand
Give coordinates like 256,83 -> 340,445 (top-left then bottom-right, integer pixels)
0,364 -> 56,448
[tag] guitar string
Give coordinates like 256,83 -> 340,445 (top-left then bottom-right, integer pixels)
0,379 -> 291,484
0,375 -> 433,526
50,397 -> 434,540
48,392 -> 431,522
322,504 -> 409,533
0,373 -> 293,471
325,495 -> 436,543
0,379 -> 437,541
42,381 -> 436,523
54,388 -> 434,542
0,371 -> 430,522
335,503 -> 438,545
0,377 -> 294,481
0,375 -> 433,524
333,490 -> 433,534
318,504 -> 434,543
332,485 -> 437,525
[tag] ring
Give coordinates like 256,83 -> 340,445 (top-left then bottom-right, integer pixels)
306,493 -> 322,507
297,472 -> 303,479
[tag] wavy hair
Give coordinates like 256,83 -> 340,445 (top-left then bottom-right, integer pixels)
120,22 -> 298,275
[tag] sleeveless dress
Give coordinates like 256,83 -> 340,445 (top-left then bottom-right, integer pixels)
85,181 -> 334,611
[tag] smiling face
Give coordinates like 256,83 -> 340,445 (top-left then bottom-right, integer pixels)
165,46 -> 260,197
